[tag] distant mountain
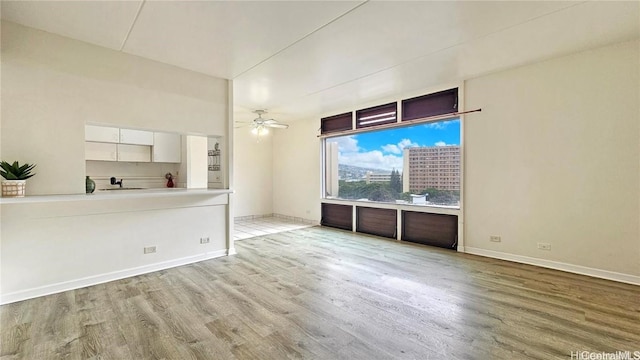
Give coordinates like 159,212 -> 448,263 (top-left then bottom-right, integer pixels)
338,164 -> 389,181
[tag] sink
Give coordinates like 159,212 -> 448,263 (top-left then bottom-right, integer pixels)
100,187 -> 147,191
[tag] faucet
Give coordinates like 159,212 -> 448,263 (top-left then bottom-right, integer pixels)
110,177 -> 123,188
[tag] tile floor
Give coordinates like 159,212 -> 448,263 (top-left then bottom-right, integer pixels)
234,216 -> 314,241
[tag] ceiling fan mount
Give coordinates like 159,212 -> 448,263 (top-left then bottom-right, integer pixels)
236,110 -> 289,136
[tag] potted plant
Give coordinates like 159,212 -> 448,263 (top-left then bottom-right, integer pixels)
0,161 -> 36,197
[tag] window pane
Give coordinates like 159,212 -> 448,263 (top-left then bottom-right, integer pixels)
325,118 -> 460,208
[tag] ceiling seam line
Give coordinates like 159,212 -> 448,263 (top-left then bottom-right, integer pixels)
120,0 -> 146,51
232,0 -> 370,79
299,0 -> 591,98
239,0 -> 591,110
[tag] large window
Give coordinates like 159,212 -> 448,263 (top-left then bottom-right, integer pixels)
324,118 -> 461,208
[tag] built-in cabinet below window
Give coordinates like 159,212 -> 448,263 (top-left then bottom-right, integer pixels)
85,125 -> 181,163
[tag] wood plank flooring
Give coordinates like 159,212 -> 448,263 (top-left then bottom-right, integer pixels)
1,226 -> 639,359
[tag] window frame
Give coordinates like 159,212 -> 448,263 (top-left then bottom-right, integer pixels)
322,116 -> 462,208
319,84 -> 467,251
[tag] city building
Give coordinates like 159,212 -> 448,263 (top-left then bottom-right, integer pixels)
402,146 -> 460,193
365,171 -> 391,184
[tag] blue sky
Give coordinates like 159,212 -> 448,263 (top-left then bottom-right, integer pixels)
327,119 -> 460,171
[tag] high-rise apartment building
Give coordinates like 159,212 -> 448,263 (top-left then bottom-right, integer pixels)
402,146 -> 460,193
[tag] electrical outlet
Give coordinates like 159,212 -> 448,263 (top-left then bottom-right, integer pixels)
143,246 -> 157,254
490,235 -> 501,242
200,237 -> 210,244
537,243 -> 551,251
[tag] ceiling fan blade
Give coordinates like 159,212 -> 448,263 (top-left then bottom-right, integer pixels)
265,123 -> 289,129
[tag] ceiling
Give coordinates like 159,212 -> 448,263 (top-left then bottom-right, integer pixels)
2,1 -> 639,123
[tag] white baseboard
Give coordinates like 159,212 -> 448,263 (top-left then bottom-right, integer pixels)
464,247 -> 640,286
234,213 -> 318,226
0,249 -> 228,305
227,247 -> 237,255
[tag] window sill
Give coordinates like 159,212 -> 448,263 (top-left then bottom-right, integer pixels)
321,197 -> 461,216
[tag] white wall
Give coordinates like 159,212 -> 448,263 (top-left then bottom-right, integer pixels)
0,22 -> 228,195
0,22 -> 234,303
271,40 -> 639,281
1,193 -> 229,304
272,118 -> 321,221
233,128 -> 274,217
464,40 -> 639,279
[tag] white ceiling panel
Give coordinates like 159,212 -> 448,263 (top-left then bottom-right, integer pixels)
252,1 -> 640,122
232,1 -> 580,111
0,0 -> 142,50
123,0 -> 363,79
459,0 -> 640,77
1,0 -> 638,124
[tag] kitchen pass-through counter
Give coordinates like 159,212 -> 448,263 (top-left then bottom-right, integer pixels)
0,188 -> 235,304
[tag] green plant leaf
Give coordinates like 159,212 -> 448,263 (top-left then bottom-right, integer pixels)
0,160 -> 36,180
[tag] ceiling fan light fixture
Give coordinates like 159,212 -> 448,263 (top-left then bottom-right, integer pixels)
251,124 -> 268,136
244,109 -> 286,139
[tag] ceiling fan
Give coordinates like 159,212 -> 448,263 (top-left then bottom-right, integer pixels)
237,110 -> 289,137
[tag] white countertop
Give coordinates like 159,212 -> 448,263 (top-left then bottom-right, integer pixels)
0,188 -> 234,204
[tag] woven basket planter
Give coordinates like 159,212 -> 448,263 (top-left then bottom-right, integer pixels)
1,180 -> 27,197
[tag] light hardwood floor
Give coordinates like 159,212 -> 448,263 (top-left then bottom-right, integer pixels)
1,226 -> 639,359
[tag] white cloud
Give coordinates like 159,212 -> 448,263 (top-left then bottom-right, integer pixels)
339,150 -> 403,171
327,135 -> 359,152
424,119 -> 459,130
381,144 -> 400,154
424,122 -> 448,130
398,138 -> 419,150
382,138 -> 419,154
434,141 -> 457,146
330,136 -> 420,171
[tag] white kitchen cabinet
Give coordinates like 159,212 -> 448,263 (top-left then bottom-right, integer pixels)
119,129 -> 153,145
153,132 -> 182,163
85,125 -> 120,143
117,144 -> 151,162
85,142 -> 117,161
